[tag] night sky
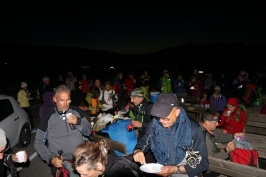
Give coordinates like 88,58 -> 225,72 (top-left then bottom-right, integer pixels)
1,2 -> 266,54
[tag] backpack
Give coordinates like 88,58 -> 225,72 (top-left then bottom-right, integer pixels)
243,83 -> 258,104
229,138 -> 259,167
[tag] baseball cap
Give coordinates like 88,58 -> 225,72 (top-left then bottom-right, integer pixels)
130,88 -> 144,97
150,93 -> 179,118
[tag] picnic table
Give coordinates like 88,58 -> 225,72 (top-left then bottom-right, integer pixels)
179,102 -> 217,123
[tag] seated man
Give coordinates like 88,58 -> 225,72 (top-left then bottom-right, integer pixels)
200,109 -> 244,159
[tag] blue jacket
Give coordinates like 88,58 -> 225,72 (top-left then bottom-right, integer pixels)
134,107 -> 208,177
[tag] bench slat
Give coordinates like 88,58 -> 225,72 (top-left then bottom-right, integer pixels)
245,126 -> 266,135
208,156 -> 266,177
246,122 -> 266,128
248,115 -> 266,123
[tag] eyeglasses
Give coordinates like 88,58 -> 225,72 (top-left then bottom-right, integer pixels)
0,144 -> 10,153
205,117 -> 221,122
155,108 -> 177,121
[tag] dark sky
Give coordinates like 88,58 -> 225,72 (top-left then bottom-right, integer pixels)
1,2 -> 266,54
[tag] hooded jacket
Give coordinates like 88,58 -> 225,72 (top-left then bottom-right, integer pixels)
219,98 -> 247,134
158,70 -> 174,93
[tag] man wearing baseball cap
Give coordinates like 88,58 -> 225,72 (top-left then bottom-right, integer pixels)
133,93 -> 208,177
0,128 -> 28,176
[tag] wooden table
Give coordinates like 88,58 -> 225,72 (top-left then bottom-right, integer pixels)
179,102 -> 216,123
176,95 -> 197,104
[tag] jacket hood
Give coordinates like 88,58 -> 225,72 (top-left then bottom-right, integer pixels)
42,92 -> 54,106
227,97 -> 239,107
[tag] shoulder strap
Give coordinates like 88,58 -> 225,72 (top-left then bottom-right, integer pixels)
235,107 -> 242,122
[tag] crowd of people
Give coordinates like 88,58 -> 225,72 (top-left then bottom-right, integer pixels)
1,67 -> 264,176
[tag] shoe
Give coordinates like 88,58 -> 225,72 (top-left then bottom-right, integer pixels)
31,128 -> 37,133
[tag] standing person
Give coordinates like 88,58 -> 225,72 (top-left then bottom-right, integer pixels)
210,86 -> 227,115
189,75 -> 205,97
53,74 -> 66,88
113,72 -> 125,110
174,73 -> 187,96
17,82 -> 36,133
129,88 -> 156,165
133,93 -> 208,177
157,70 -> 175,93
39,76 -> 54,103
100,81 -> 118,115
203,72 -> 216,95
80,74 -> 90,97
34,85 -> 92,177
65,71 -> 77,94
0,128 -> 28,177
124,72 -> 136,96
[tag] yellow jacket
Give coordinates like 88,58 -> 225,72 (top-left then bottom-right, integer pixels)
17,90 -> 30,108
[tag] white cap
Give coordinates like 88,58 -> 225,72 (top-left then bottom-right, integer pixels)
21,82 -> 28,88
0,128 -> 7,148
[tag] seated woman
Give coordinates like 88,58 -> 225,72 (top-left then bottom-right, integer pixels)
218,97 -> 247,134
72,139 -> 142,177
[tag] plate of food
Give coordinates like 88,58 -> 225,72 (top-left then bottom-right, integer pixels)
140,163 -> 163,173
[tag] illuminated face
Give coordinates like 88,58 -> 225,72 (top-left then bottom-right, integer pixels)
227,104 -> 236,112
130,96 -> 143,106
44,78 -> 50,85
53,92 -> 71,112
76,163 -> 104,177
156,108 -> 180,128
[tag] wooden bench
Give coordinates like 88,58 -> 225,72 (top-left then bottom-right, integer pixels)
246,113 -> 266,135
208,156 -> 266,177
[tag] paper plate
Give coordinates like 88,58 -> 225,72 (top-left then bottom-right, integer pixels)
188,107 -> 195,110
140,163 -> 163,173
185,103 -> 191,106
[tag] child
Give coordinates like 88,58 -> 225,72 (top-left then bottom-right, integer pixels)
195,90 -> 210,106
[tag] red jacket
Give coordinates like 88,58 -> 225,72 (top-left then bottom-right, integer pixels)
189,81 -> 204,97
124,77 -> 135,95
219,107 -> 247,134
80,79 -> 90,94
195,98 -> 210,105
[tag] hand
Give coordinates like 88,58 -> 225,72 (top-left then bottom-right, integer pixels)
66,114 -> 78,125
157,166 -> 177,177
133,150 -> 146,164
222,129 -> 227,134
51,156 -> 63,168
226,142 -> 236,153
12,151 -> 28,163
131,120 -> 142,128
234,133 -> 245,139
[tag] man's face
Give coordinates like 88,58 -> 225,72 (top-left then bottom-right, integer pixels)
53,92 -> 71,112
130,96 -> 143,106
164,73 -> 169,77
204,117 -> 219,131
157,107 -> 180,128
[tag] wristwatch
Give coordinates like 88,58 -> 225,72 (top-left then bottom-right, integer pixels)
176,166 -> 181,174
